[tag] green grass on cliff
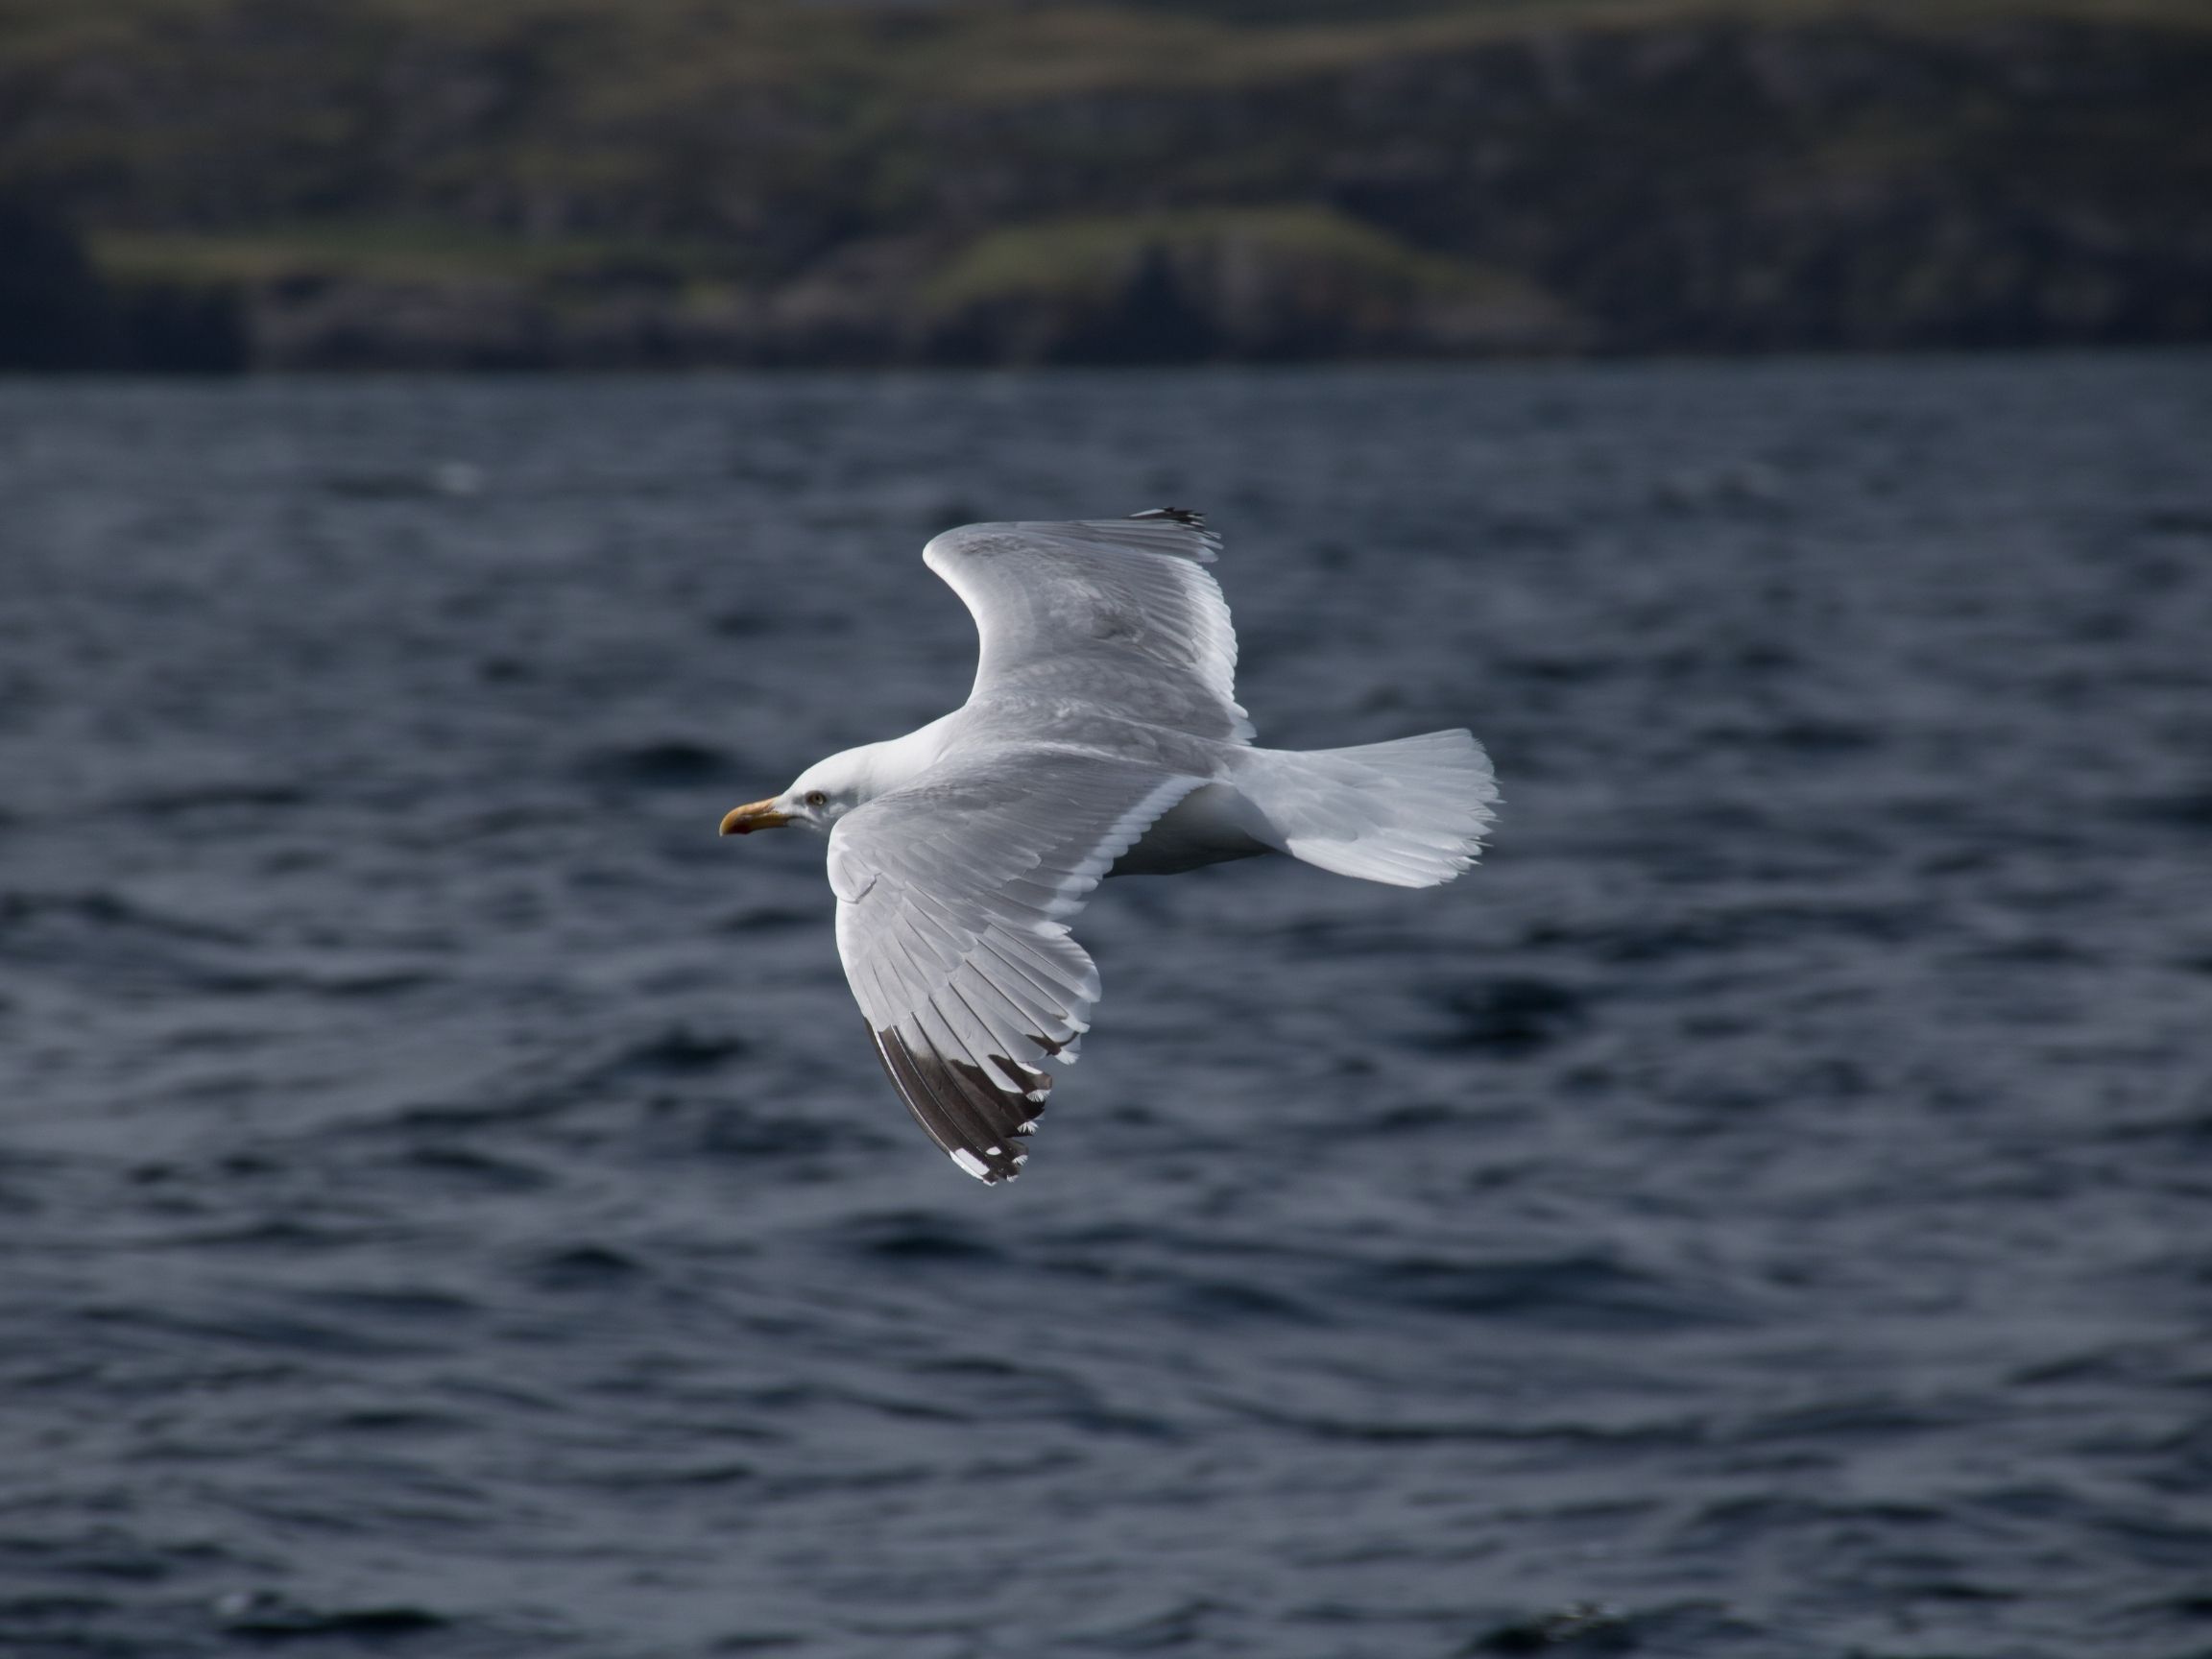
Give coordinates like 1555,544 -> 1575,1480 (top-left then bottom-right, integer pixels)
90,224 -> 746,288
5,0 -> 2205,118
925,206 -> 1531,311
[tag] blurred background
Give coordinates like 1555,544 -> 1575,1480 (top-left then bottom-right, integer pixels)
4,5 -> 2212,1659
2,0 -> 2210,372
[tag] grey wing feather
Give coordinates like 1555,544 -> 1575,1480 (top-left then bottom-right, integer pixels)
924,512 -> 1253,744
828,748 -> 1205,1182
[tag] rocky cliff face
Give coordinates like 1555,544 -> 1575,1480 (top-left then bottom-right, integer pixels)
3,3 -> 2206,369
0,196 -> 109,371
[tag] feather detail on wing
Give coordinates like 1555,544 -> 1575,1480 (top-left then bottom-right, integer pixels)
828,748 -> 1204,1182
923,511 -> 1253,744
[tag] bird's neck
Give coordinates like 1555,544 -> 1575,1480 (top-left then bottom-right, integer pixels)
852,713 -> 960,802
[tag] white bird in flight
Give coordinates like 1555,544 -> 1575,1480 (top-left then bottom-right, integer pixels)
720,510 -> 1498,1183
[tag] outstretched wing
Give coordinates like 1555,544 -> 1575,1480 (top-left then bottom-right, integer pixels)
923,510 -> 1253,745
828,747 -> 1203,1182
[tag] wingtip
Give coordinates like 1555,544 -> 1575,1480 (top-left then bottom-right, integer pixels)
950,1145 -> 1029,1185
1121,506 -> 1220,563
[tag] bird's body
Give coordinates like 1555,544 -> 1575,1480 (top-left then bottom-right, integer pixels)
1109,781 -> 1272,876
721,511 -> 1497,1182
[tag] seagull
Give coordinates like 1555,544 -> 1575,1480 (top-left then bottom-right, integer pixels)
719,510 -> 1497,1183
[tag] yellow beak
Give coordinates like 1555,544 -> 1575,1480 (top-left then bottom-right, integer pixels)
719,798 -> 791,836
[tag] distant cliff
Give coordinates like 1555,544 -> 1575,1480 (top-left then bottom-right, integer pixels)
2,0 -> 2206,369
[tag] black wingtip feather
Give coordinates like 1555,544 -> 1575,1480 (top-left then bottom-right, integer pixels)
1128,506 -> 1205,527
868,1022 -> 1050,1184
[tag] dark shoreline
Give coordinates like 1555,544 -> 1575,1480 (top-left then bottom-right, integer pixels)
6,5 -> 2208,373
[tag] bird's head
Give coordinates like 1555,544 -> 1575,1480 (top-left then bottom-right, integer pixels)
718,748 -> 872,838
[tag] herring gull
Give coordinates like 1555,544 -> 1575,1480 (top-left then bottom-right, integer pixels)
719,510 -> 1498,1182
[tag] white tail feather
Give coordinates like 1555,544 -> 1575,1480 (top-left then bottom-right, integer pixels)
1235,730 -> 1498,888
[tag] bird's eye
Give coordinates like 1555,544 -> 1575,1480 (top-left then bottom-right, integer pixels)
805,790 -> 829,808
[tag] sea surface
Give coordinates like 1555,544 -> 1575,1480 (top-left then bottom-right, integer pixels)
2,356 -> 2209,1659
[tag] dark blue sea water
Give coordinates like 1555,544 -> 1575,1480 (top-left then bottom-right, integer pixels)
2,356 -> 2209,1659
